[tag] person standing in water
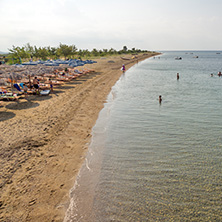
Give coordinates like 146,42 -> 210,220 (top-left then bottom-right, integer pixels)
177,73 -> 179,80
159,95 -> 162,104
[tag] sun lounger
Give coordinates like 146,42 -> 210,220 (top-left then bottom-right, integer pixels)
56,77 -> 70,82
40,89 -> 50,96
0,92 -> 19,101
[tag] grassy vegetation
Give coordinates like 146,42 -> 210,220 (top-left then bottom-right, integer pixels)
1,43 -> 153,64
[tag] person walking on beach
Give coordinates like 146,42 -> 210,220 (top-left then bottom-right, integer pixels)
33,76 -> 40,94
49,78 -> 53,92
122,64 -> 126,73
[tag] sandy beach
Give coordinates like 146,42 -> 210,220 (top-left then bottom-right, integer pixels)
0,53 -> 159,221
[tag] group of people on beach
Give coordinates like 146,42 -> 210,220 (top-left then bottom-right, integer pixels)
1,64 -> 97,102
27,77 -> 53,94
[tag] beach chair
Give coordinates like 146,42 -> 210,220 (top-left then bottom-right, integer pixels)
13,83 -> 22,92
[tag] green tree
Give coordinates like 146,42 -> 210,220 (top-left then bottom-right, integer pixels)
123,46 -> 128,52
108,48 -> 117,55
24,43 -> 34,58
102,49 -> 108,55
57,43 -> 77,59
38,47 -> 49,60
92,48 -> 99,57
47,46 -> 57,59
80,49 -> 91,58
33,46 -> 40,59
8,45 -> 30,63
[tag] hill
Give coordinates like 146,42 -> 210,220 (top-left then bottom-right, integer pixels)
0,51 -> 8,54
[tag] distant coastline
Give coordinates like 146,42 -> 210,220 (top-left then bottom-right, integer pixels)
0,51 -> 8,55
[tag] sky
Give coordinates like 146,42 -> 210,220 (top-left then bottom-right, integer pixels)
1,0 -> 222,52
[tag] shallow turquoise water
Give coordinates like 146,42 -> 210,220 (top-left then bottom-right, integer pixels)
64,51 -> 222,222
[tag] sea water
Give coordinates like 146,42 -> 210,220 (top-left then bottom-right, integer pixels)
64,51 -> 222,221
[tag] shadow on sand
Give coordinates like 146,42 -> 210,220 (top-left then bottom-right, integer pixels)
56,85 -> 75,90
5,100 -> 40,110
69,80 -> 84,85
0,111 -> 16,121
27,95 -> 53,102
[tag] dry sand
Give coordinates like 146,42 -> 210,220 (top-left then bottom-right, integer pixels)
0,53 -> 159,221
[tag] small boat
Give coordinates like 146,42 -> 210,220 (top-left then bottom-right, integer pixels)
175,57 -> 182,60
193,56 -> 199,58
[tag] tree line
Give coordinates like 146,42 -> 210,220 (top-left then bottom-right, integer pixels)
3,43 -> 150,64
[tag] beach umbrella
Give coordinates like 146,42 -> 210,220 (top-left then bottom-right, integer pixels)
0,78 -> 7,86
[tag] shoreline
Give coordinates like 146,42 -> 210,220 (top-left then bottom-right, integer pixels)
0,53 -> 160,221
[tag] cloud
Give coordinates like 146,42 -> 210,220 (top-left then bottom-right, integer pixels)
1,0 -> 222,51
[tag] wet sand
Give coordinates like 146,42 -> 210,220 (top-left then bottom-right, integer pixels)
0,53 -> 159,221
